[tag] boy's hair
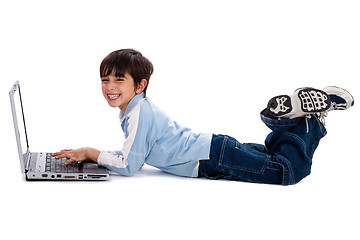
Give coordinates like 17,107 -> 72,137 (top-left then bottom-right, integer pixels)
100,49 -> 154,97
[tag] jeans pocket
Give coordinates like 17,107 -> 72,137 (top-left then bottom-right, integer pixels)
218,136 -> 270,174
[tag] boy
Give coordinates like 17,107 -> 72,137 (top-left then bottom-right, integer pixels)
53,49 -> 354,185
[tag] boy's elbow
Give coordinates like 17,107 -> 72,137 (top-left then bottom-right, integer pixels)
126,165 -> 143,176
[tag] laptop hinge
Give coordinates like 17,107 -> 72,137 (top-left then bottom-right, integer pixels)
25,152 -> 31,172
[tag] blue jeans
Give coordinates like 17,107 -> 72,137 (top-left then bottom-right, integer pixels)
198,109 -> 327,185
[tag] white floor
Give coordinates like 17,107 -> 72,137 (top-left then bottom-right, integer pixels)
2,147 -> 359,240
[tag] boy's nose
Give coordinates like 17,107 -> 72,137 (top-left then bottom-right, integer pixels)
107,83 -> 116,91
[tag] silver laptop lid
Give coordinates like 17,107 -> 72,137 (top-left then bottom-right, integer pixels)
9,81 -> 30,173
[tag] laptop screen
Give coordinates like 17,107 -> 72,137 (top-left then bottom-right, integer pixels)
9,81 -> 30,173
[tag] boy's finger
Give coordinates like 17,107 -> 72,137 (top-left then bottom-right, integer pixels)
52,149 -> 72,156
64,158 -> 75,165
54,152 -> 71,159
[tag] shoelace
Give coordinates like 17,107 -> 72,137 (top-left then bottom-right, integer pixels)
317,101 -> 336,127
305,111 -> 328,133
305,115 -> 312,133
318,111 -> 328,126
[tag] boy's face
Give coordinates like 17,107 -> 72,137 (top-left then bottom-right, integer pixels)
101,72 -> 139,113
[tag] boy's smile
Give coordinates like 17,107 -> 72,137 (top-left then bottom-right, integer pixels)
108,94 -> 121,100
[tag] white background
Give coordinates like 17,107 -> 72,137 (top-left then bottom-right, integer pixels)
1,0 -> 359,239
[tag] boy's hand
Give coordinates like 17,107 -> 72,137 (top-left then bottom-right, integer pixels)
52,147 -> 100,165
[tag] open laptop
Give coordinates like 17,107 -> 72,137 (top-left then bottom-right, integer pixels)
9,81 -> 110,181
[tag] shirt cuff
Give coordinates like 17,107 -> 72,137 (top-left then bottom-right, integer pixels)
97,150 -> 127,169
97,151 -> 110,166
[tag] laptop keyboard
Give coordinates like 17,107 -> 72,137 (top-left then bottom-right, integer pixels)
45,153 -> 80,173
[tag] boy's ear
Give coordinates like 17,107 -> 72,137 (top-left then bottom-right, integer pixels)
136,79 -> 147,94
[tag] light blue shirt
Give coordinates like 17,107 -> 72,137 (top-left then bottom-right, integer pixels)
97,93 -> 212,177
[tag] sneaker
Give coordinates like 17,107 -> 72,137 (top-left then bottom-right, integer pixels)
323,86 -> 354,110
267,87 -> 331,119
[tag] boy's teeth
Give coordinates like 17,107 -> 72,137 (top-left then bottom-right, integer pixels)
108,94 -> 120,99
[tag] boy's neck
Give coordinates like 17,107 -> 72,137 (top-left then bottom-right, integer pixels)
119,93 -> 145,118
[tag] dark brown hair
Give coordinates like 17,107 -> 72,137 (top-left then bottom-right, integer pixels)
100,49 -> 154,97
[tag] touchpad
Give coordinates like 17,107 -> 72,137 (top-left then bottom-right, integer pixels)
83,163 -> 108,174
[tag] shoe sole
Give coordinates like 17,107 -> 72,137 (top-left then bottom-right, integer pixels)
267,95 -> 292,117
268,88 -> 331,117
297,88 -> 331,113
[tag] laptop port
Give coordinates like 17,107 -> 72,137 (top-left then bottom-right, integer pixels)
64,175 -> 75,179
42,174 -> 48,178
88,174 -> 107,179
79,175 -> 83,179
57,174 -> 62,178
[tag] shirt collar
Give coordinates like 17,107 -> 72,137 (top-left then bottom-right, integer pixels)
119,92 -> 145,121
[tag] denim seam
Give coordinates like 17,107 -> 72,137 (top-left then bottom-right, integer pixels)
265,122 -> 298,128
267,161 -> 283,171
282,132 -> 306,150
267,161 -> 289,185
278,155 -> 294,185
261,115 -> 300,127
219,136 -> 228,164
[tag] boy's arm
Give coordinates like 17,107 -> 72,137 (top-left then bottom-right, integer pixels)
53,144 -> 144,176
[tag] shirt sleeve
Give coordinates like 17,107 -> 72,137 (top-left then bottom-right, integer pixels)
97,150 -> 144,176
97,100 -> 153,176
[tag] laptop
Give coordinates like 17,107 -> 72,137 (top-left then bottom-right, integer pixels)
9,81 -> 110,181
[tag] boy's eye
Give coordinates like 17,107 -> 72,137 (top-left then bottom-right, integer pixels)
101,78 -> 124,82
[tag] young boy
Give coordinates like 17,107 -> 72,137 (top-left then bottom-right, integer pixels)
53,49 -> 354,185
